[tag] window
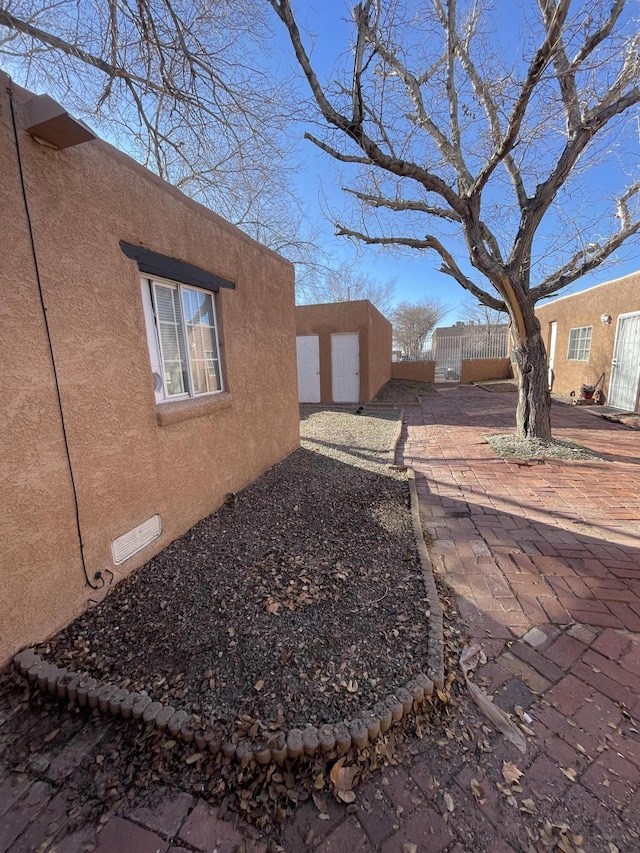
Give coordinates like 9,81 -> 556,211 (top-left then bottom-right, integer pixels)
567,326 -> 592,361
141,276 -> 223,402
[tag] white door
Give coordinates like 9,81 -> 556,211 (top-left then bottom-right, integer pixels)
331,333 -> 360,402
547,321 -> 557,390
609,312 -> 640,410
296,335 -> 321,403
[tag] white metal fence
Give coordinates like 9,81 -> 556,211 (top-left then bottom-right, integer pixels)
423,328 -> 510,381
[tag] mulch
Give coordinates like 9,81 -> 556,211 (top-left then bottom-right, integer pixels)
34,409 -> 432,737
473,380 -> 518,393
371,379 -> 437,403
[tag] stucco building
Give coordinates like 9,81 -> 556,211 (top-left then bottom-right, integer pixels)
0,74 -> 299,665
295,301 -> 392,403
535,271 -> 640,411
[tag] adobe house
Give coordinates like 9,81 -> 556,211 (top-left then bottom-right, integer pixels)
0,73 -> 299,665
295,301 -> 392,403
535,271 -> 640,411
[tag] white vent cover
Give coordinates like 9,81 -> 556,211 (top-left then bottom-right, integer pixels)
111,514 -> 162,565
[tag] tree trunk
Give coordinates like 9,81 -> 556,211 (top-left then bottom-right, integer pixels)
510,301 -> 552,440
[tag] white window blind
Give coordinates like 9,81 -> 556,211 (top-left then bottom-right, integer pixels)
142,277 -> 223,402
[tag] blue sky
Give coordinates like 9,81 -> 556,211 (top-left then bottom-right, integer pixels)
269,0 -> 640,322
2,0 -> 638,324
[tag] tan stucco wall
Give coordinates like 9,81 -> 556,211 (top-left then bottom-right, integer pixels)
391,361 -> 436,382
0,75 -> 299,665
535,272 -> 640,407
295,301 -> 392,402
365,302 -> 393,399
460,358 -> 512,384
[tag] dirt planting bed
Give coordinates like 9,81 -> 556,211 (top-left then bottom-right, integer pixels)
371,379 -> 437,403
35,409 -> 431,738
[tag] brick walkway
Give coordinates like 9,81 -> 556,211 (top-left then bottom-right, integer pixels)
404,386 -> 640,640
1,386 -> 639,852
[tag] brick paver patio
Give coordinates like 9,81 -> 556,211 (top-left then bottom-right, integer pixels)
1,385 -> 639,852
404,386 -> 640,640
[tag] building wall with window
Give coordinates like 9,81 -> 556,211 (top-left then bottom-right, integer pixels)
295,301 -> 392,403
535,271 -> 640,409
0,75 -> 299,665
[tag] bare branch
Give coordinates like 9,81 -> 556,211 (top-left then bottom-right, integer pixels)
591,30 -> 640,114
0,7 -> 236,127
572,0 -> 626,69
342,185 -> 503,265
267,0 -> 466,213
335,224 -> 443,250
392,299 -> 451,359
304,132 -> 372,164
342,187 -> 461,221
537,0 -> 581,133
363,22 -> 473,187
531,188 -> 640,300
351,1 -> 374,126
445,0 -> 463,165
617,180 -> 640,231
471,0 -> 571,197
336,224 -> 505,310
299,259 -> 396,313
517,84 -> 640,265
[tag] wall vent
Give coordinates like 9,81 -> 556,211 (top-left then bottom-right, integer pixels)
111,515 -> 162,565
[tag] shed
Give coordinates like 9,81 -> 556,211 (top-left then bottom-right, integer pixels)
295,301 -> 392,404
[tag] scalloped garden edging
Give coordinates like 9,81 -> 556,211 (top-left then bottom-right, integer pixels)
12,410 -> 446,769
13,649 -> 439,767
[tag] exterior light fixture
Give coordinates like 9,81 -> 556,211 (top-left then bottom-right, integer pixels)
600,313 -> 612,326
22,94 -> 96,150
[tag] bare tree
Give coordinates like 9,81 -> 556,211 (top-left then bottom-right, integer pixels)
392,299 -> 450,360
0,0 -> 318,268
461,297 -> 508,346
268,0 -> 640,439
462,298 -> 507,329
298,261 -> 396,313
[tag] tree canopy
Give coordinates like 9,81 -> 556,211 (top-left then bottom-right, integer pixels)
0,0 -> 318,268
269,0 -> 640,438
298,262 -> 396,313
392,299 -> 451,360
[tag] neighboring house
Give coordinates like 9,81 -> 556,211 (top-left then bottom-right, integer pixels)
0,74 -> 299,665
295,301 -> 392,403
535,271 -> 640,411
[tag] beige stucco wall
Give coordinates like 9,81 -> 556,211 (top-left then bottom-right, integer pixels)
365,301 -> 393,399
390,361 -> 436,382
0,75 -> 299,665
535,272 -> 640,407
295,301 -> 392,403
460,358 -> 512,384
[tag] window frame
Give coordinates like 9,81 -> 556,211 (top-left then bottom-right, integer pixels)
141,274 -> 224,403
566,326 -> 592,361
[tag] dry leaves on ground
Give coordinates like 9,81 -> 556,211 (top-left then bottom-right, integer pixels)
35,409 -> 433,731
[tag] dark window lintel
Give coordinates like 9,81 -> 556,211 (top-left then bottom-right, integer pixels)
120,242 -> 235,292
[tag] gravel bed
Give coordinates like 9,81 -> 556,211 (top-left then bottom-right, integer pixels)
485,433 -> 604,461
372,379 -> 437,403
474,380 -> 518,393
37,409 -> 430,732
